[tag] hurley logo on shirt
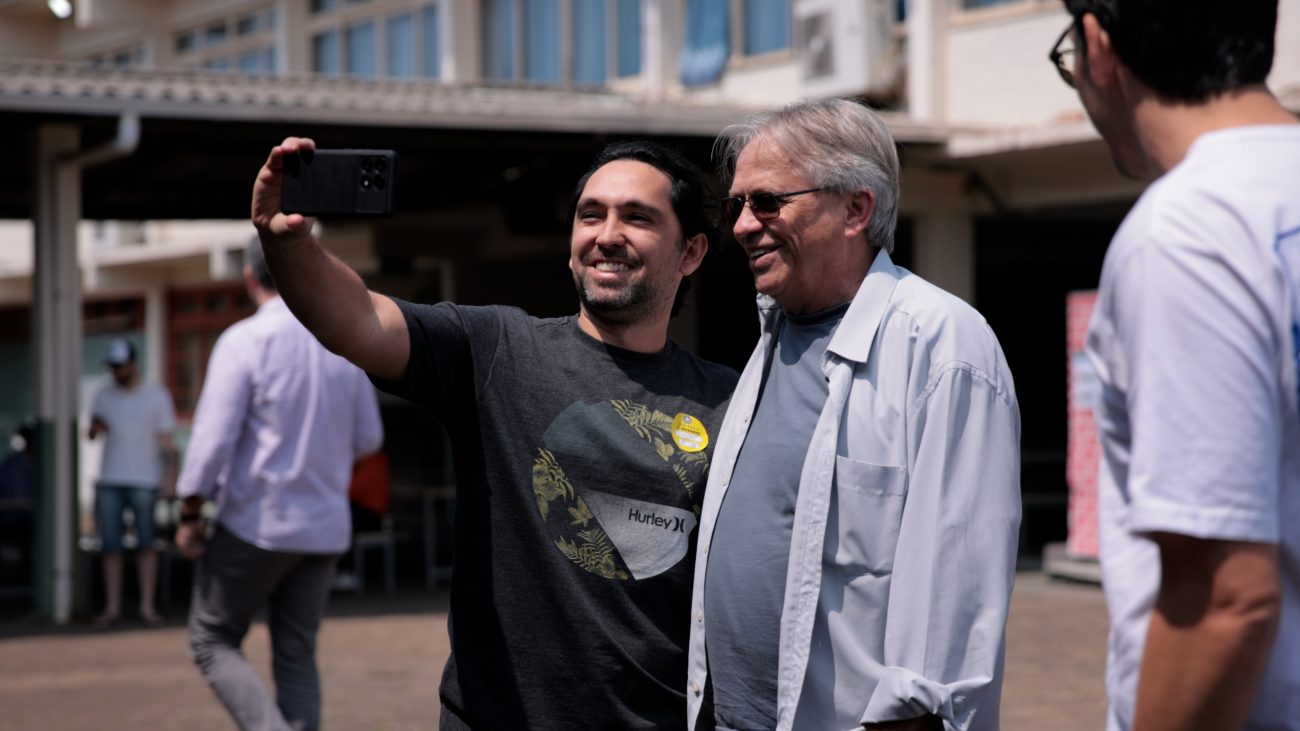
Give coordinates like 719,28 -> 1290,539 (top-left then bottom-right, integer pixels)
627,507 -> 689,533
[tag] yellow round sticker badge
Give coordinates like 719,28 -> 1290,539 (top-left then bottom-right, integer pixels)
671,412 -> 709,453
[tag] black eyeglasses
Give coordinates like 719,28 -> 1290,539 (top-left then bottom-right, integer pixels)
1048,23 -> 1077,88
720,188 -> 825,226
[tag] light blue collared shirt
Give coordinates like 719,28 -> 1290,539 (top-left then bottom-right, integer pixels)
177,296 -> 383,554
688,250 -> 1022,730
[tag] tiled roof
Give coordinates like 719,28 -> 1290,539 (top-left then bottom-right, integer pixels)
0,57 -> 947,142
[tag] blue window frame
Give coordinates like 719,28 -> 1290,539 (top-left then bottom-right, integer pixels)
422,5 -> 441,78
616,0 -> 642,77
347,22 -> 377,77
482,0 -> 517,80
571,0 -> 606,85
742,0 -> 789,56
524,0 -> 561,83
387,13 -> 415,78
312,30 -> 341,75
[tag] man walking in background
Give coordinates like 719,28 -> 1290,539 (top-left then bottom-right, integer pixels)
175,238 -> 383,731
88,337 -> 178,628
1053,1 -> 1300,728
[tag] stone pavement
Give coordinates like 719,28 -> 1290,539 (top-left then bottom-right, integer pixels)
0,571 -> 1107,730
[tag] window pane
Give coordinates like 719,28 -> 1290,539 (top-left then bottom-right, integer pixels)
387,13 -> 415,78
175,30 -> 197,53
524,0 -> 560,83
312,31 -> 340,75
265,46 -> 277,73
310,0 -> 337,14
421,5 -> 442,78
572,0 -> 605,84
205,22 -> 228,46
482,0 -> 516,81
238,49 -> 264,73
743,0 -> 789,55
679,0 -> 728,87
347,22 -> 377,77
616,0 -> 642,77
236,13 -> 258,35
205,57 -> 231,71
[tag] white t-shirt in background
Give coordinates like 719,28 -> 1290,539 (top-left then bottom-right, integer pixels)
91,380 -> 177,489
1087,125 -> 1300,731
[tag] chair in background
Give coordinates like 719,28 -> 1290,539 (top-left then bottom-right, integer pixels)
345,452 -> 396,595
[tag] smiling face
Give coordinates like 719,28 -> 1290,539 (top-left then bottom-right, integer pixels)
729,136 -> 875,314
569,159 -> 701,328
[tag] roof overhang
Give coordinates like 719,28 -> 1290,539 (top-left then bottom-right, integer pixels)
0,58 -> 946,221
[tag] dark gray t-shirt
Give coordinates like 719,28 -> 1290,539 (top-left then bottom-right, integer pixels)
703,303 -> 847,731
372,301 -> 737,730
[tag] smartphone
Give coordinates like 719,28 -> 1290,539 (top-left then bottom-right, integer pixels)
281,148 -> 397,217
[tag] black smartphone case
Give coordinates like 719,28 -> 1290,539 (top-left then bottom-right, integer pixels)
281,149 -> 396,217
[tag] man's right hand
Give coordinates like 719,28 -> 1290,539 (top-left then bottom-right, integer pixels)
252,137 -> 318,244
176,521 -> 206,560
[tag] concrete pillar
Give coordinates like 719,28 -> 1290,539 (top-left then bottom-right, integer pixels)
912,211 -> 975,304
32,125 -> 83,623
905,0 -> 947,124
144,285 -> 166,382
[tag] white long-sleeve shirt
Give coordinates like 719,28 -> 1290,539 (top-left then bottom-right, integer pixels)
688,250 -> 1022,730
177,296 -> 383,554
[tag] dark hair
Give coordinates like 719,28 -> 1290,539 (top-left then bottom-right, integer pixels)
570,140 -> 719,316
244,236 -> 277,292
1064,0 -> 1277,102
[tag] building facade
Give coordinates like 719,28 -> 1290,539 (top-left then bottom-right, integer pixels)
1,0 -> 1298,614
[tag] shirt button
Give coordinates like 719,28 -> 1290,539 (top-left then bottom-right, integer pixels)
691,681 -> 701,695
721,480 -> 728,488
696,611 -> 704,622
701,541 -> 708,553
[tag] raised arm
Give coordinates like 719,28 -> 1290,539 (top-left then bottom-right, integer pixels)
252,137 -> 408,381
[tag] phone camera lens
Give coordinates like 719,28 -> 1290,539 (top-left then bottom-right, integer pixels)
361,158 -> 373,172
375,157 -> 387,173
360,175 -> 372,189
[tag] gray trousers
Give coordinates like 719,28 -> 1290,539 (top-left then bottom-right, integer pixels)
188,524 -> 338,731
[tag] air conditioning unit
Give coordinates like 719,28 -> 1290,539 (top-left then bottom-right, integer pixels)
795,0 -> 898,99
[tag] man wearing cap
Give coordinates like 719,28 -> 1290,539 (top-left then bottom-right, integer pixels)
88,337 -> 179,627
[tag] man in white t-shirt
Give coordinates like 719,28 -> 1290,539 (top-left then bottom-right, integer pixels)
1051,1 -> 1300,729
88,337 -> 178,627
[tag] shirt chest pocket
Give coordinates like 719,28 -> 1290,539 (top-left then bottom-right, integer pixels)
824,455 -> 907,577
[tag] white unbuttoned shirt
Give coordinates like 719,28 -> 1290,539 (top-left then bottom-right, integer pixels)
688,250 -> 1022,731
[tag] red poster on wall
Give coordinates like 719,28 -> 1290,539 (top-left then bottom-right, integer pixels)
1066,291 -> 1100,559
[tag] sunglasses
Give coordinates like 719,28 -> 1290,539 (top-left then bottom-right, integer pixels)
720,188 -> 825,227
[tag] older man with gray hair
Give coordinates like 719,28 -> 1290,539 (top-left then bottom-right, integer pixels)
687,99 -> 1021,731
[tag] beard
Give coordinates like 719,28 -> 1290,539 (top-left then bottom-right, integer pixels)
573,269 -> 658,323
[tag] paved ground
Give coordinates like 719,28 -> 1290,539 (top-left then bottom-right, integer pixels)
0,571 -> 1107,730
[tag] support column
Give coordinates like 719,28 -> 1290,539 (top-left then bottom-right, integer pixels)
905,0 -> 948,124
32,125 -> 83,622
912,211 -> 975,304
144,285 -> 166,382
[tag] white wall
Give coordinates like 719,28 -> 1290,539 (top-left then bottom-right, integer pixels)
1273,0 -> 1300,100
946,5 -> 1084,129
